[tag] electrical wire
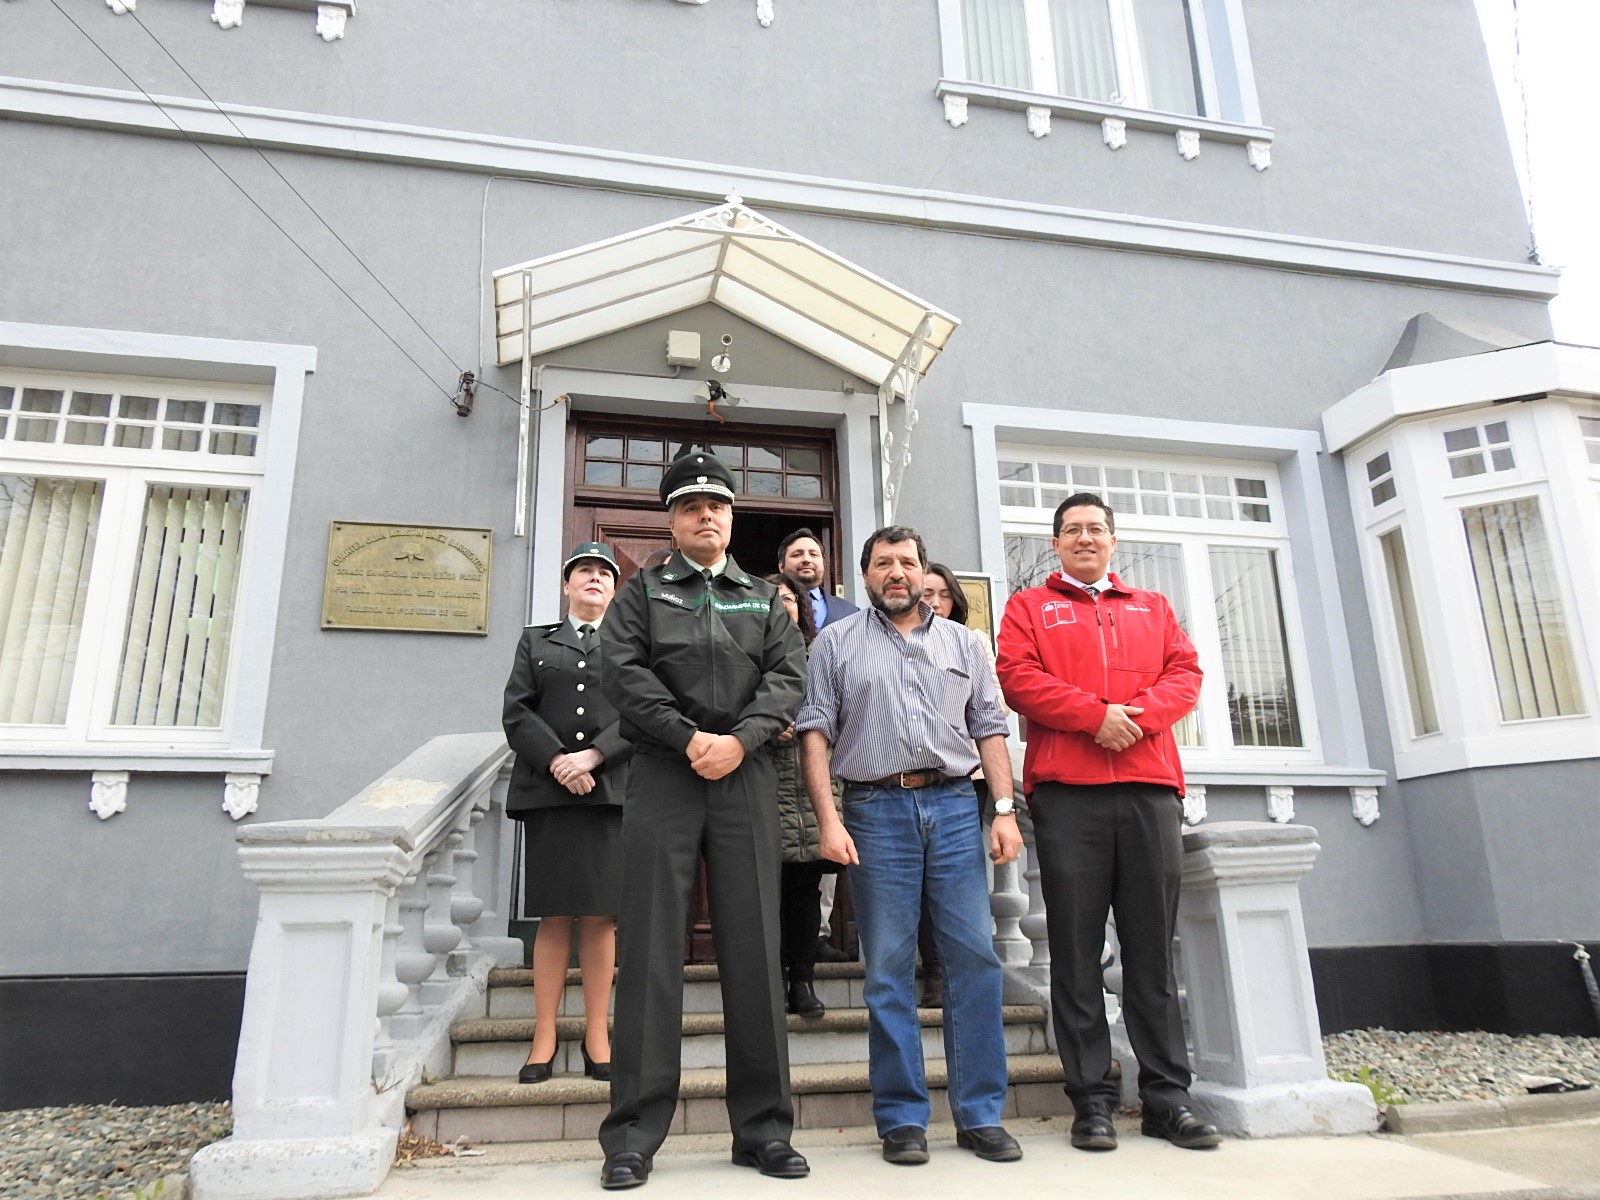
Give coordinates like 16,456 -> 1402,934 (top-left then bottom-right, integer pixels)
121,6 -> 470,380
48,0 -> 458,404
1510,0 -> 1541,265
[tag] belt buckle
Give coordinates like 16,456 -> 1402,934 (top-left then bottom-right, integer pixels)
899,769 -> 927,789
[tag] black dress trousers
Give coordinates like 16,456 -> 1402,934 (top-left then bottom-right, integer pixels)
1030,780 -> 1193,1112
598,748 -> 792,1155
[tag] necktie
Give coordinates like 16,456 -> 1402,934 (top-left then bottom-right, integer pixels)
1082,585 -> 1099,600
702,569 -> 714,586
578,623 -> 596,649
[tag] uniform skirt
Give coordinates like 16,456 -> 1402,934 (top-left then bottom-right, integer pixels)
517,804 -> 624,918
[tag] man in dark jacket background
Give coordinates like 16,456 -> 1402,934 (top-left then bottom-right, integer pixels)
778,526 -> 858,630
597,449 -> 810,1190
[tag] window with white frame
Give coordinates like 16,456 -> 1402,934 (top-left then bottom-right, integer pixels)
1344,399 -> 1600,779
0,370 -> 266,746
999,446 -> 1317,763
955,0 -> 1257,123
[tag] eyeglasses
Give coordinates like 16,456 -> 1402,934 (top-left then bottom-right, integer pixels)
779,593 -> 799,606
1059,524 -> 1112,539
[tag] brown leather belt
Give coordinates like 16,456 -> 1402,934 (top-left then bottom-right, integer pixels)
848,769 -> 951,790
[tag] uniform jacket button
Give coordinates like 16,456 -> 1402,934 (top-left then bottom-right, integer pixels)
575,731 -> 585,741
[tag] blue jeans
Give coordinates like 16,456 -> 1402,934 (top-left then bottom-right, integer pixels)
842,778 -> 1008,1134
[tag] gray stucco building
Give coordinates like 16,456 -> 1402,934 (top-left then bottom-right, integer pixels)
2,0 -> 1596,1108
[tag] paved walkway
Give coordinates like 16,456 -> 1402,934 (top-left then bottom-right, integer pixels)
376,1115 -> 1600,1200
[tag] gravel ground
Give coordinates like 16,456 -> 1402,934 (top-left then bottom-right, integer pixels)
3,1030 -> 1598,1195
1323,1028 -> 1600,1103
0,1102 -> 230,1200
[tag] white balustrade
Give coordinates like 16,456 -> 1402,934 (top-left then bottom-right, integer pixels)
190,734 -> 520,1200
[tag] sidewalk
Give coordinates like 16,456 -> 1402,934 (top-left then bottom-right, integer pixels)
375,1115 -> 1600,1200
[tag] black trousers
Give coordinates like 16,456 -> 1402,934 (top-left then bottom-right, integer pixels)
1031,780 -> 1192,1112
599,751 -> 792,1156
779,861 -> 829,982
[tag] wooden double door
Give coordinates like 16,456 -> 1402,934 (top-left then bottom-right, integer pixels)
566,413 -> 856,962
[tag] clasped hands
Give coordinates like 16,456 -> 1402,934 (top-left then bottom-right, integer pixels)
1095,703 -> 1146,752
549,748 -> 603,794
686,730 -> 746,780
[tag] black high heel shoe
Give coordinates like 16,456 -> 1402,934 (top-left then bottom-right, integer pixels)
518,1050 -> 557,1084
581,1038 -> 612,1082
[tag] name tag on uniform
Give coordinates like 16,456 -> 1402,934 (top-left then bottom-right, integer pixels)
1042,600 -> 1076,628
649,589 -> 690,607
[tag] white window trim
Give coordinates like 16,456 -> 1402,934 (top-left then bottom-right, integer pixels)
967,401 -> 1380,791
935,0 -> 1271,151
0,321 -> 314,780
1346,397 -> 1600,779
998,445 -> 1324,768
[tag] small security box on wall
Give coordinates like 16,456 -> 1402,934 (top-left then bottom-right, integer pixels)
666,330 -> 702,367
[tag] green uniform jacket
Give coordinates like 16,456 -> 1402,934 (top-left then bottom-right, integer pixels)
600,550 -> 806,757
502,621 -> 633,813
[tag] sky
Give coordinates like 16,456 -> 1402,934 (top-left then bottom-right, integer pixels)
1474,0 -> 1600,343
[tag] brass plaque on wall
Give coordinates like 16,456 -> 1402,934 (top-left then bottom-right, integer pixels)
322,522 -> 492,635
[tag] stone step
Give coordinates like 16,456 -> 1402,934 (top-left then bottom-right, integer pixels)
408,1053 -> 1072,1144
453,1005 -> 1048,1076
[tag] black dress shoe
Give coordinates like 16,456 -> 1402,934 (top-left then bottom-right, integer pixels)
600,1151 -> 650,1189
815,938 -> 851,963
955,1125 -> 1022,1162
1070,1101 -> 1117,1151
731,1140 -> 810,1178
786,980 -> 826,1018
517,1051 -> 556,1084
880,1125 -> 929,1165
1140,1105 -> 1222,1149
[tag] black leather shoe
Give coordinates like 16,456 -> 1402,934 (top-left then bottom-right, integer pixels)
880,1125 -> 929,1165
955,1125 -> 1022,1162
1070,1101 -> 1117,1151
600,1151 -> 650,1189
731,1140 -> 810,1178
1141,1105 -> 1222,1149
815,938 -> 852,963
517,1052 -> 556,1084
786,980 -> 826,1018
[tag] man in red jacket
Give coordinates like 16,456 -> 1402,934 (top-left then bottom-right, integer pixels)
995,493 -> 1221,1152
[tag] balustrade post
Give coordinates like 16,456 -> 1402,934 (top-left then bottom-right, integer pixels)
189,831 -> 408,1199
1177,821 -> 1377,1136
421,828 -> 464,1000
466,761 -> 525,964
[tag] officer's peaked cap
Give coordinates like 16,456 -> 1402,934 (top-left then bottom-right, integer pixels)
561,541 -> 621,579
660,448 -> 736,508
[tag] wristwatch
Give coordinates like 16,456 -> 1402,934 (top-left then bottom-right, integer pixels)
992,796 -> 1016,816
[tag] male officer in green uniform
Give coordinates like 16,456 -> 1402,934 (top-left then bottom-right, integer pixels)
597,449 -> 809,1190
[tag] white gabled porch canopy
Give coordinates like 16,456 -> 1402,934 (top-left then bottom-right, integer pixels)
492,197 -> 959,397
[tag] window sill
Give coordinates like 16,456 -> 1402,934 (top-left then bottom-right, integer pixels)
0,747 -> 274,773
1184,764 -> 1385,789
1,748 -> 273,821
935,79 -> 1273,167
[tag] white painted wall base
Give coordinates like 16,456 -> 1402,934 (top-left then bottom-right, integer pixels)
1189,1078 -> 1378,1137
188,1129 -> 397,1200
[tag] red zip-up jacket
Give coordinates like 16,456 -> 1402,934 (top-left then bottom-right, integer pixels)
996,571 -> 1201,798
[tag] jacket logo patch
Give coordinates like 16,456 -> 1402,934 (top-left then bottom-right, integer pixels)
710,597 -> 770,614
1042,600 -> 1076,628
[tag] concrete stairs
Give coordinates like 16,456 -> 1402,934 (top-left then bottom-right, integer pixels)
406,960 -> 1072,1146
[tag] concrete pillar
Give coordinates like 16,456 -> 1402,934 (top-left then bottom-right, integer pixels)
1178,821 -> 1377,1136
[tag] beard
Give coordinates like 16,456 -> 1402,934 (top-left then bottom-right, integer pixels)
867,579 -> 919,617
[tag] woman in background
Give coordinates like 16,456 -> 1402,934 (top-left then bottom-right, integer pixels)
767,571 -> 842,1018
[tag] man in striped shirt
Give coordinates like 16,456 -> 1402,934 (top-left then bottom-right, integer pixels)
796,525 -> 1024,1167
